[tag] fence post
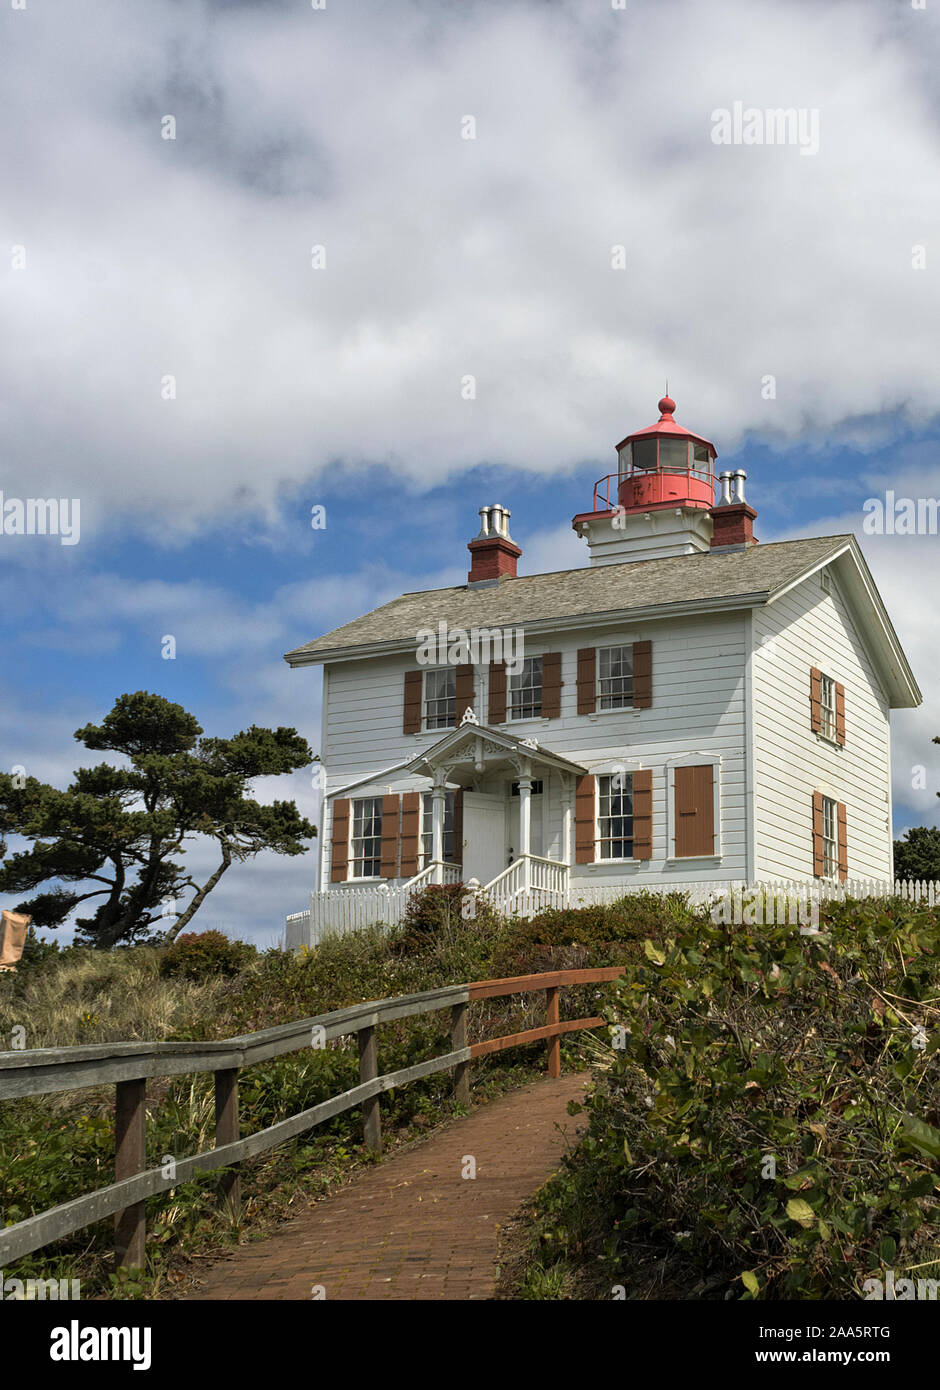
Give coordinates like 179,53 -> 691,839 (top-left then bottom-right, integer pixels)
451,1002 -> 470,1105
358,1025 -> 381,1154
545,986 -> 560,1078
214,1067 -> 241,1212
114,1077 -> 147,1269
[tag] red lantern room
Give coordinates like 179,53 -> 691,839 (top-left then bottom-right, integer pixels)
572,394 -> 733,566
612,394 -> 717,512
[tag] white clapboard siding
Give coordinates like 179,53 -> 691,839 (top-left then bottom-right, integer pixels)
752,568 -> 893,881
321,611 -> 750,881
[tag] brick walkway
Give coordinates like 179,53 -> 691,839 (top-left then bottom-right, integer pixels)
185,1073 -> 588,1301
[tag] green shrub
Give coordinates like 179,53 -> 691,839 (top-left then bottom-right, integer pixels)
515,896 -> 940,1300
159,930 -> 256,982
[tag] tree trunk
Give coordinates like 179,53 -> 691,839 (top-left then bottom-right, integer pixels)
161,844 -> 232,946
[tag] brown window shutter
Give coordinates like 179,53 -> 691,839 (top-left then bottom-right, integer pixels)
632,768 -> 653,859
399,792 -> 421,878
837,801 -> 848,883
835,682 -> 846,746
330,797 -> 351,883
809,667 -> 822,734
633,640 -> 652,708
488,660 -> 506,723
403,669 -> 423,734
452,788 -> 464,866
380,795 -> 400,879
577,647 -> 596,715
454,665 -> 474,726
674,765 -> 714,857
541,652 -> 562,718
812,790 -> 824,877
575,774 -> 596,864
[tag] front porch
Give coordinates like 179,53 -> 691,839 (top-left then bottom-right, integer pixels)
301,717 -> 584,940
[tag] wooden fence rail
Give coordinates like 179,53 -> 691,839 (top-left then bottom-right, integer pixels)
0,967 -> 622,1270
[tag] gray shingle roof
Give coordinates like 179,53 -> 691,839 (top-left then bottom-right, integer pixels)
284,534 -> 851,663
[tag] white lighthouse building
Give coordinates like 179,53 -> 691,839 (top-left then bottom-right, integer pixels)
284,396 -> 921,942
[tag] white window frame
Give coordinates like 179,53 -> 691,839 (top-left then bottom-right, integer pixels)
423,667 -> 456,731
597,771 -> 635,861
665,754 -> 721,863
821,795 -> 838,880
819,672 -> 837,744
597,644 -> 634,711
508,656 -> 542,721
349,796 -> 383,880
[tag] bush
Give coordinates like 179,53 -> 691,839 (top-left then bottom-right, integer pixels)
515,896 -> 940,1300
159,930 -> 256,982
392,882 -> 499,953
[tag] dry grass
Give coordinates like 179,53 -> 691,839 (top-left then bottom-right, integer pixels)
0,946 -> 240,1049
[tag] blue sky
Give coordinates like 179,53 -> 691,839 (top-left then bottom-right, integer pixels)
1,0 -> 938,942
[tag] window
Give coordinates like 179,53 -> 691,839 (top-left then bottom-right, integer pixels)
424,668 -> 456,730
632,438 -> 657,471
692,443 -> 710,467
822,796 -> 838,879
598,645 -> 634,709
509,657 -> 542,720
351,797 -> 382,878
421,791 -> 455,865
510,780 -> 543,796
659,438 -> 688,470
598,773 -> 634,859
820,674 -> 836,742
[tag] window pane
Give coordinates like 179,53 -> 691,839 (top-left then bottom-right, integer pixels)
598,773 -> 633,858
598,645 -> 633,709
659,438 -> 689,470
425,668 -> 456,729
509,657 -> 542,719
632,438 -> 657,471
352,796 -> 383,877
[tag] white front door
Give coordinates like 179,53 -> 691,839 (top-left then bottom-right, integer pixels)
462,792 -> 507,884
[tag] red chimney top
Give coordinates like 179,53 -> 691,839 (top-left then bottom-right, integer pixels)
467,504 -> 521,585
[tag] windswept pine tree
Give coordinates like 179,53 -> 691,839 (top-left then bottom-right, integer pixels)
0,692 -> 316,947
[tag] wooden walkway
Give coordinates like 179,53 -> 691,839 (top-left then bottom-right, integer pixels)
184,1074 -> 588,1301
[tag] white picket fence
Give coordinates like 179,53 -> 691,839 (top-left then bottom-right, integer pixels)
284,876 -> 939,951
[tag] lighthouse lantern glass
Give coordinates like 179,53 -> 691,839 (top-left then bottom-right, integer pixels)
632,438 -> 657,471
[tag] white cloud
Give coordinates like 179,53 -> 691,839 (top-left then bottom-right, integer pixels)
2,0 -> 939,543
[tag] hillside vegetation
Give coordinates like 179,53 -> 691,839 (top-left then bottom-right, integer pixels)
502,895 -> 940,1301
0,886 -> 678,1299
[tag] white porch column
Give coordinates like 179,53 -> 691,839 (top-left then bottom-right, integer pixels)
562,775 -> 572,867
517,766 -> 532,891
431,774 -> 447,883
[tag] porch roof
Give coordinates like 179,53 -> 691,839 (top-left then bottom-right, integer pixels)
324,719 -> 586,800
404,718 -> 588,785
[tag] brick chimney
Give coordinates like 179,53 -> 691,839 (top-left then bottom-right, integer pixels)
467,504 -> 521,585
710,469 -> 757,550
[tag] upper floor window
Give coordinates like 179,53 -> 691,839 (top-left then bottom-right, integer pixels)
819,674 -> 836,742
509,657 -> 542,720
421,790 -> 456,865
351,797 -> 382,878
424,668 -> 456,730
598,645 -> 634,709
598,772 -> 634,859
